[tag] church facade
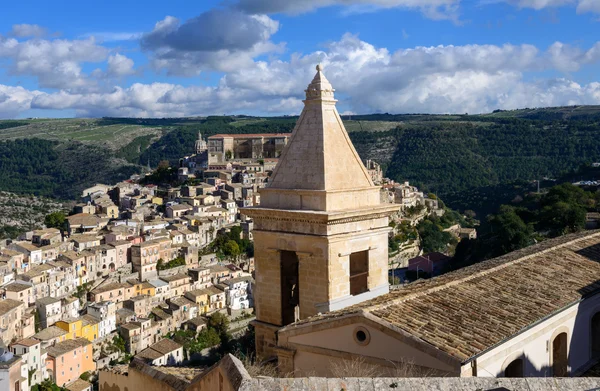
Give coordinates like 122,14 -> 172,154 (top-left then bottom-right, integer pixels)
275,231 -> 600,378
243,65 -> 600,378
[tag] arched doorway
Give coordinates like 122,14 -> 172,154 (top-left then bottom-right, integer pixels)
504,358 -> 524,377
592,312 -> 600,359
552,332 -> 568,377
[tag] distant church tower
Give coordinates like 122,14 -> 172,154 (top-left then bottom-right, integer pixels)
242,65 -> 398,358
195,131 -> 207,154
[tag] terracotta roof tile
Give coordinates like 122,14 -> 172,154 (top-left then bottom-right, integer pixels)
285,230 -> 600,363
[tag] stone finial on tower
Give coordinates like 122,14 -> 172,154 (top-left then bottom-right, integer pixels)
305,64 -> 335,102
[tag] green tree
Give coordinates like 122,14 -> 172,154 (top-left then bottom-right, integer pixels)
488,205 -> 533,253
208,312 -> 230,339
79,371 -> 91,381
31,379 -> 66,391
108,334 -> 127,354
223,240 -> 240,261
44,211 -> 66,231
34,308 -> 41,333
417,219 -> 457,253
540,201 -> 586,236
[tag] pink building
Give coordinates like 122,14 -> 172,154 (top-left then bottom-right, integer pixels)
407,252 -> 451,276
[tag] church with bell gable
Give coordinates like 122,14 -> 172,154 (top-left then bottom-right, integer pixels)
242,65 -> 600,379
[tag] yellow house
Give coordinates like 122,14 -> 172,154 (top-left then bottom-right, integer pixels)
184,289 -> 210,315
151,197 -> 163,205
81,315 -> 99,341
56,318 -> 82,340
140,282 -> 156,297
128,280 -> 156,297
55,316 -> 99,342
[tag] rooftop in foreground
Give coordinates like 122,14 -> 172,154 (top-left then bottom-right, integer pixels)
284,230 -> 600,363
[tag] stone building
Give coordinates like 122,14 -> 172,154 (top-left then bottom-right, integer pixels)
207,133 -> 290,165
273,230 -> 600,378
0,343 -> 28,391
0,299 -> 28,344
86,301 -> 117,339
36,296 -> 62,329
46,338 -> 95,386
4,282 -> 35,306
131,239 -> 174,281
241,65 -> 398,358
135,339 -> 183,366
10,338 -> 45,386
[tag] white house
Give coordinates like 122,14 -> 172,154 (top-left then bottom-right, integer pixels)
9,338 -> 45,386
36,296 -> 62,329
0,345 -> 28,391
223,276 -> 253,310
220,199 -> 238,224
87,301 -> 117,339
135,339 -> 183,366
61,296 -> 80,319
149,279 -> 171,303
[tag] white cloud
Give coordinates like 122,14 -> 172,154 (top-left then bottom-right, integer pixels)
577,0 -> 600,14
235,0 -> 461,20
0,85 -> 43,118
10,24 -> 47,38
141,10 -> 281,76
0,36 -> 109,89
502,0 -> 600,13
505,0 -> 574,9
106,54 -> 136,77
80,32 -> 143,42
2,34 -> 600,118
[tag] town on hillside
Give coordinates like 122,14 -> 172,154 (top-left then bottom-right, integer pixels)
1,65 -> 600,391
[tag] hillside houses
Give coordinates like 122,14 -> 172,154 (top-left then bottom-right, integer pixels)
0,138 -> 263,391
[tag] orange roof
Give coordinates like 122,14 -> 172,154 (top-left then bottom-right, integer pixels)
11,338 -> 40,347
208,133 -> 291,139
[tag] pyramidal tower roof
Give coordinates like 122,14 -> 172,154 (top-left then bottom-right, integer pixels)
267,65 -> 374,192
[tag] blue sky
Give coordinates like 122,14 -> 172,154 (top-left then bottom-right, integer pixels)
0,0 -> 599,118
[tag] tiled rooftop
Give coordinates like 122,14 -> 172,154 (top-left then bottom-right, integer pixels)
11,338 -> 40,347
160,274 -> 189,282
0,298 -> 22,315
285,230 -> 600,363
46,338 -> 90,357
64,378 -> 92,391
36,296 -> 61,305
147,338 -> 181,355
91,282 -> 128,294
4,282 -> 32,292
33,325 -> 68,340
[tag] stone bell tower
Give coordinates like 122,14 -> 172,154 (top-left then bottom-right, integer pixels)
241,65 -> 398,358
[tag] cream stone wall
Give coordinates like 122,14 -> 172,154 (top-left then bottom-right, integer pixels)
466,294 -> 600,378
252,231 -> 330,325
285,322 -> 459,377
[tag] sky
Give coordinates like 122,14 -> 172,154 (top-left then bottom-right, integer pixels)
1,0 -> 600,118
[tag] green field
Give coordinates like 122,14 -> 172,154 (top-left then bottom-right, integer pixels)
0,119 -> 166,149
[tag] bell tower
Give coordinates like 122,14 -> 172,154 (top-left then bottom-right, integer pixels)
241,65 -> 398,358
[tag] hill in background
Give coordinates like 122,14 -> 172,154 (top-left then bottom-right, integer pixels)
2,105 -> 600,216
